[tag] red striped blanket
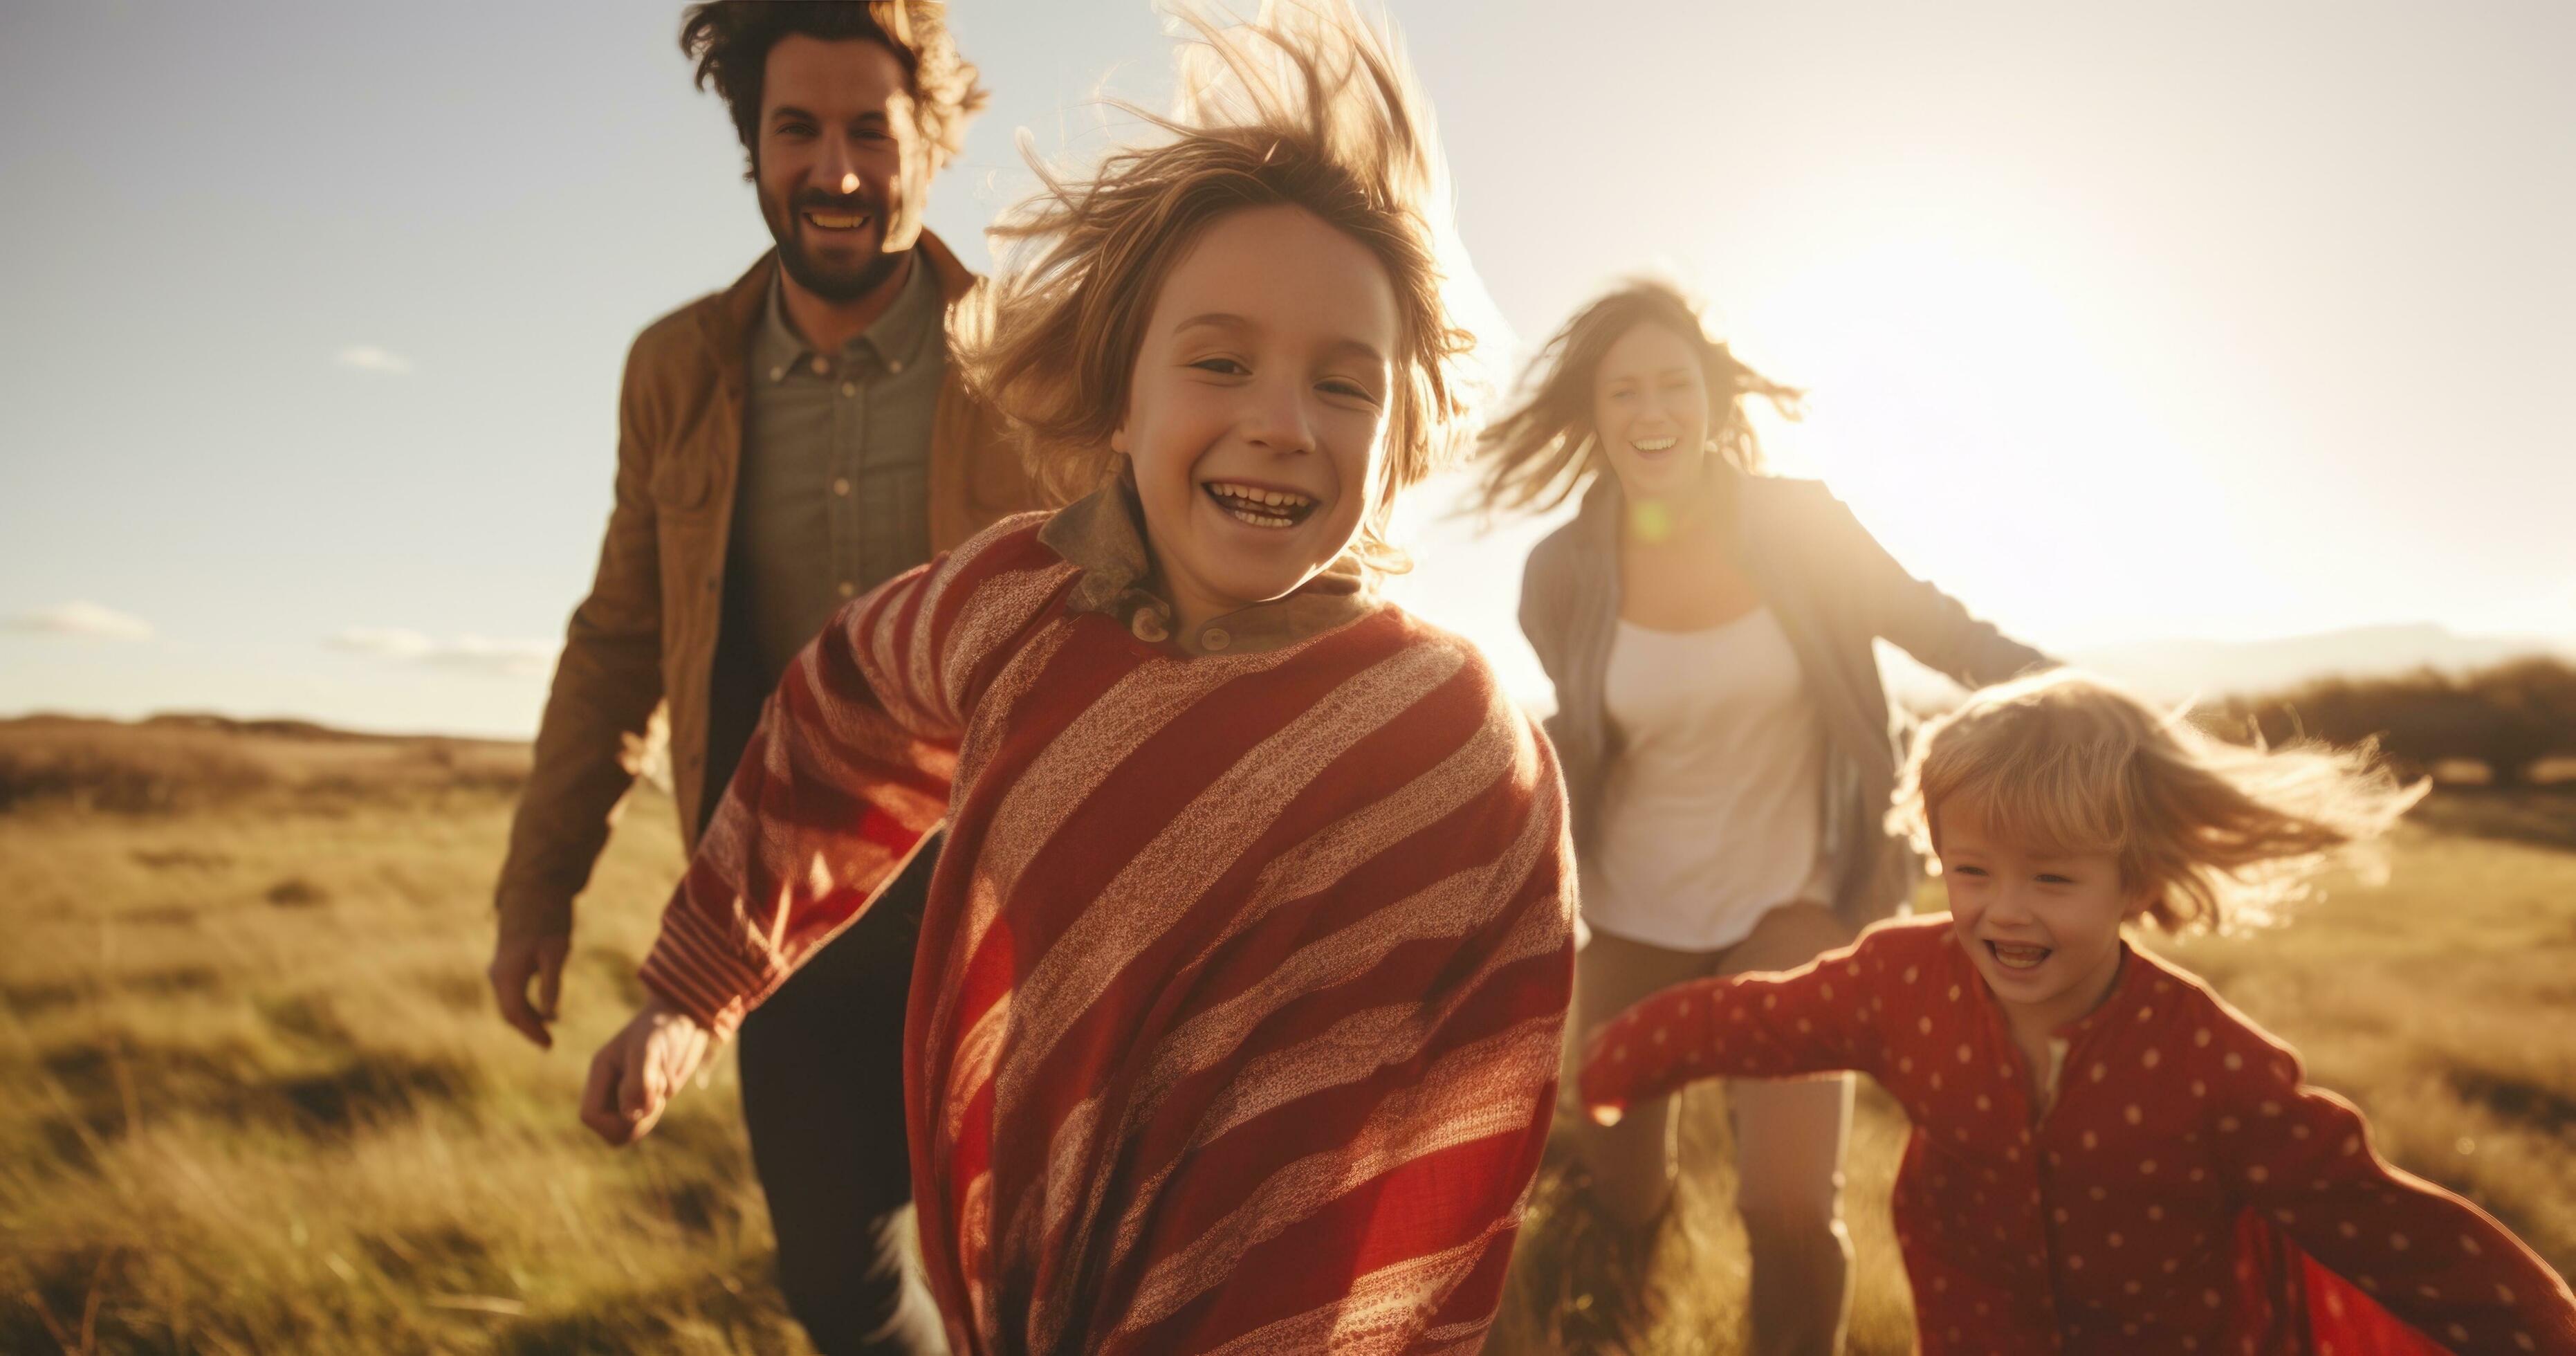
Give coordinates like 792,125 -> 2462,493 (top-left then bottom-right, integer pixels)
641,511 -> 1576,1354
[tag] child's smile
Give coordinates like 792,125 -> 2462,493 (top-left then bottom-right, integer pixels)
1984,938 -> 2051,971
1201,478 -> 1322,530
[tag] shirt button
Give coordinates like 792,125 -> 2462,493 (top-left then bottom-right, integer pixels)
840,382 -> 858,397
832,477 -> 852,497
1130,610 -> 1170,643
1200,627 -> 1232,652
809,356 -> 829,376
768,365 -> 786,383
886,358 -> 904,374
837,581 -> 858,599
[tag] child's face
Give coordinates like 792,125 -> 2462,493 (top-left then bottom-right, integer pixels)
1590,322 -> 1713,503
1935,807 -> 2149,1027
1114,204 -> 1401,632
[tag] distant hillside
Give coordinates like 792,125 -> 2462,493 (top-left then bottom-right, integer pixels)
0,713 -> 533,814
2074,623 -> 2573,703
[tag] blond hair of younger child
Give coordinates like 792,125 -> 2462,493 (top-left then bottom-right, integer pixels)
582,5 -> 1576,1353
1581,669 -> 2576,1354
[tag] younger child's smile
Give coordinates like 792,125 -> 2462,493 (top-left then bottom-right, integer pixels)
1987,939 -> 2052,971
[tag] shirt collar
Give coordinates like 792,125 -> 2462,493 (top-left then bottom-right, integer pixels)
755,252 -> 942,383
1038,476 -> 1374,655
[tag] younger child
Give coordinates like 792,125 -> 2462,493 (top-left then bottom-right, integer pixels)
1580,670 -> 2576,1354
579,5 -> 1575,1354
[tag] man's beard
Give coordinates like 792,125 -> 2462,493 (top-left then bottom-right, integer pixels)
762,183 -> 908,303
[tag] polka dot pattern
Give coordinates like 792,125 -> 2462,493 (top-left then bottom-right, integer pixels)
1575,917 -> 2576,1355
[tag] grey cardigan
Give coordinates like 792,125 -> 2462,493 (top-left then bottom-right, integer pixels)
1519,473 -> 2051,933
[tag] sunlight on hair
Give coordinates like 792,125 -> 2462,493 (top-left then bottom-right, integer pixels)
955,0 -> 1502,573
1892,669 -> 2427,934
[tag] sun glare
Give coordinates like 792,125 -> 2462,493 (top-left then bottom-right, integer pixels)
1731,237 -> 2240,648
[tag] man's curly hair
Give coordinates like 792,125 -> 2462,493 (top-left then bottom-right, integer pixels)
679,1 -> 988,172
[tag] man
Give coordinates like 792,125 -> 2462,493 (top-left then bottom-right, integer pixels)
488,4 -> 1032,1351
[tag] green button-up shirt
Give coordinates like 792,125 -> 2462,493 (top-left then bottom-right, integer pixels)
733,256 -> 946,676
705,257 -> 948,814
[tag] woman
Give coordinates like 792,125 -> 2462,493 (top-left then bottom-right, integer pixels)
1483,280 -> 2049,1354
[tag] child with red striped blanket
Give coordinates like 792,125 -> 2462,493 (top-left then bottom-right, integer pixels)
1581,670 -> 2576,1354
577,4 -> 1575,1353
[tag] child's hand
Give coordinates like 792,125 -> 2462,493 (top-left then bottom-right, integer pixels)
579,993 -> 712,1146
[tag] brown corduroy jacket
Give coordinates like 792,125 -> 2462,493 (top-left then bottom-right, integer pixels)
495,232 -> 1036,942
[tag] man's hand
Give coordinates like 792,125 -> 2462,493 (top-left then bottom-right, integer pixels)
489,932 -> 573,1049
580,993 -> 712,1147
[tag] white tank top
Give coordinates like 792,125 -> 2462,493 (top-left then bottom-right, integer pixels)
1581,607 -> 1833,953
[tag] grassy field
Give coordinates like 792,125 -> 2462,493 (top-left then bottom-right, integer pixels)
2,717 -> 2571,1353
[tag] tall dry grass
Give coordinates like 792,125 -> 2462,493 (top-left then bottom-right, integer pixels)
0,720 -> 795,1353
1,718 -> 2570,1353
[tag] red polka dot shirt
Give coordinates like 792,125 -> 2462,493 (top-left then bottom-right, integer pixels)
1579,917 -> 2576,1355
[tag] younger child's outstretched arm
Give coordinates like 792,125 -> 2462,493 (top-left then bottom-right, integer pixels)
2208,1018 -> 2576,1353
1577,927 -> 1891,1124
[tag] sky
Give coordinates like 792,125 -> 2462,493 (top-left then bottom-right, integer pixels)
3,1 -> 2570,737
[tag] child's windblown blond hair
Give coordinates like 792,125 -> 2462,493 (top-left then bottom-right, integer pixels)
952,0 -> 1483,569
1893,669 -> 2427,933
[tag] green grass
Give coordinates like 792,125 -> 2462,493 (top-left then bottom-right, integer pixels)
2,720 -> 2570,1353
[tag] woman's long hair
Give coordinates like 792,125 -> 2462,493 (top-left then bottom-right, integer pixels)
1474,280 -> 1800,517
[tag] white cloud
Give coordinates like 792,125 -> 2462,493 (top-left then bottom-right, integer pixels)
329,628 -> 558,679
334,344 -> 414,375
328,627 -> 434,659
8,601 -> 154,641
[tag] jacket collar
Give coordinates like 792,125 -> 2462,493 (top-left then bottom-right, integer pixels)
1038,475 -> 1373,655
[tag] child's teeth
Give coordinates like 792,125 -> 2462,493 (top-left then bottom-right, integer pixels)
1209,483 -> 1312,514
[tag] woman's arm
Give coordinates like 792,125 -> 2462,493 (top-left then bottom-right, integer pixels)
1812,485 -> 2052,688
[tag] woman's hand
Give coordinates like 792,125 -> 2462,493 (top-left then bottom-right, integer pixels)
580,992 -> 712,1146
